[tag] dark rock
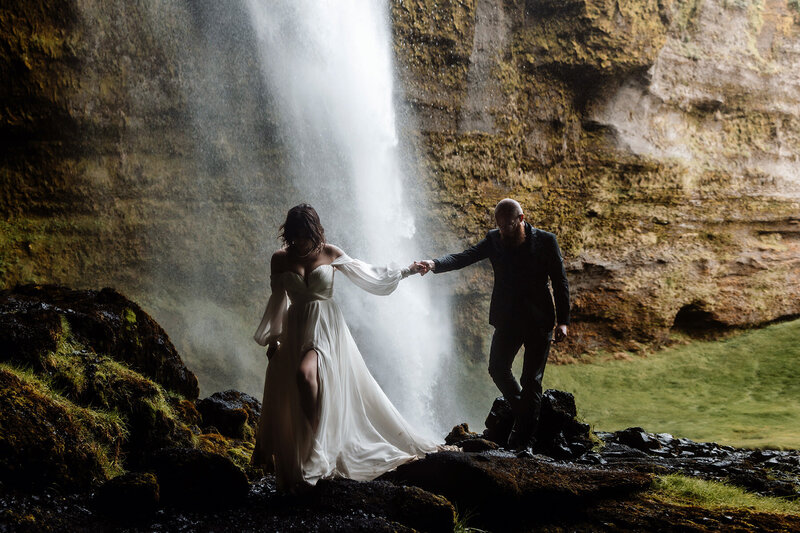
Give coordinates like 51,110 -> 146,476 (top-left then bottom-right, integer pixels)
445,423 -> 497,452
196,389 -> 262,439
93,472 -> 159,522
482,390 -> 593,459
483,396 -> 515,445
615,427 -> 665,451
459,438 -> 499,453
0,285 -> 197,470
593,430 -> 800,500
383,451 -> 652,531
0,306 -> 62,364
444,422 -> 480,445
148,447 -> 249,509
0,285 -> 199,399
313,478 -> 456,533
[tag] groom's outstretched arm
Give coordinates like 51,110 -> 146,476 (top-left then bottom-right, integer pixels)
429,235 -> 491,274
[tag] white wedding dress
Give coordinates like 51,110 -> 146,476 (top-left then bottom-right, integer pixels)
251,252 -> 438,490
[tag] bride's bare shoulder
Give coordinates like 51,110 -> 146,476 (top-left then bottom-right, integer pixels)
324,244 -> 344,259
270,249 -> 289,272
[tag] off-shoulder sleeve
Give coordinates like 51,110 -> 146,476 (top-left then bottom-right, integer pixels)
331,253 -> 408,296
253,273 -> 288,346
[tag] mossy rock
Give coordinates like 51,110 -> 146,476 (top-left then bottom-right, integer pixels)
0,366 -> 125,490
0,285 -> 197,473
196,432 -> 256,476
196,389 -> 261,440
0,285 -> 199,399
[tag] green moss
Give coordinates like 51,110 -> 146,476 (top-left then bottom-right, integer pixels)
673,0 -> 705,37
0,215 -> 109,289
510,0 -> 671,78
390,0 -> 476,110
650,474 -> 800,515
123,308 -> 137,325
789,0 -> 800,20
197,432 -> 255,471
10,309 -> 195,468
0,363 -> 127,486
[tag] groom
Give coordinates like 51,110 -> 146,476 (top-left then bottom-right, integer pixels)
418,198 -> 570,454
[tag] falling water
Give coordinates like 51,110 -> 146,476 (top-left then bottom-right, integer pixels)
246,0 -> 451,435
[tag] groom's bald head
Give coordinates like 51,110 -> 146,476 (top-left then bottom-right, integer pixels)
494,198 -> 525,242
495,198 -> 523,218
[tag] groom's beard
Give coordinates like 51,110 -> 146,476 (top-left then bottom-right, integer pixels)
500,231 -> 525,248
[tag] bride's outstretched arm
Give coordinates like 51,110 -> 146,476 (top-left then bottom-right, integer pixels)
332,252 -> 417,296
253,253 -> 288,346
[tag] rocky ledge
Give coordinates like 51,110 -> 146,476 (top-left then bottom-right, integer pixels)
1,286 -> 799,532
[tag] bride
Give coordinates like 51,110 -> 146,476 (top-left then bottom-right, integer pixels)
251,203 -> 438,490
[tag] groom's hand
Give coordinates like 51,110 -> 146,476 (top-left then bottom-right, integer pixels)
417,260 -> 435,276
553,324 -> 568,343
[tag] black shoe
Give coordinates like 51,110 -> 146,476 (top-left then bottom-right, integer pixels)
507,419 -> 527,450
507,419 -> 535,450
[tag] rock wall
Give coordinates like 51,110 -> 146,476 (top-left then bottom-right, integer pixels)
392,0 -> 800,360
1,0 -> 799,393
1,1 -> 295,395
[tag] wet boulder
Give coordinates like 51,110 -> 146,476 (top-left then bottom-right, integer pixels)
0,285 -> 198,399
147,448 -> 249,509
0,285 -> 197,470
383,451 -> 651,531
196,389 -> 261,440
483,390 -> 594,459
460,438 -> 499,452
589,429 -> 800,500
312,478 -> 456,533
483,395 -> 515,446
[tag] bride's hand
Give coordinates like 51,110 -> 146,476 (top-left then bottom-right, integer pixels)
266,342 -> 279,360
407,262 -> 428,276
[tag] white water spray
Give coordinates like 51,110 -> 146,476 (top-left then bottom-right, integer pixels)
246,0 -> 451,436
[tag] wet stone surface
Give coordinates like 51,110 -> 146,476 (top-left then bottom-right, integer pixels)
579,428 -> 800,499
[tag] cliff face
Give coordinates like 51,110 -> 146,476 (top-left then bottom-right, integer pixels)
1,0 -> 799,384
392,0 -> 800,359
1,1 -> 294,394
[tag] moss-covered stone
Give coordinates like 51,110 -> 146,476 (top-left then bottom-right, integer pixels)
0,284 -> 199,398
0,365 -> 125,490
0,285 -> 199,482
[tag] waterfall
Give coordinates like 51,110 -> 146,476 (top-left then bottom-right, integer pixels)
246,0 -> 451,436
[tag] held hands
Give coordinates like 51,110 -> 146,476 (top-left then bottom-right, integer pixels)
407,260 -> 435,276
554,324 -> 568,343
409,260 -> 435,276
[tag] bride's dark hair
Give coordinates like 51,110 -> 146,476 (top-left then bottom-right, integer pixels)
280,203 -> 326,253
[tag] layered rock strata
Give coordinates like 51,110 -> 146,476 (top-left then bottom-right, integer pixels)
393,0 -> 800,361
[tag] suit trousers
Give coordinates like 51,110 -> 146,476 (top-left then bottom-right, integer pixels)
488,323 -> 552,432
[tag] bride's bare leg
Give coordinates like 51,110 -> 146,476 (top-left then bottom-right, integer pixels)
297,349 -> 319,430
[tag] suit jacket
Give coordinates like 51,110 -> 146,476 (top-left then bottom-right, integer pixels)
433,222 -> 570,329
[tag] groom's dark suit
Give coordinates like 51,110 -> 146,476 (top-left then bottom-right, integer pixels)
433,221 -> 570,439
